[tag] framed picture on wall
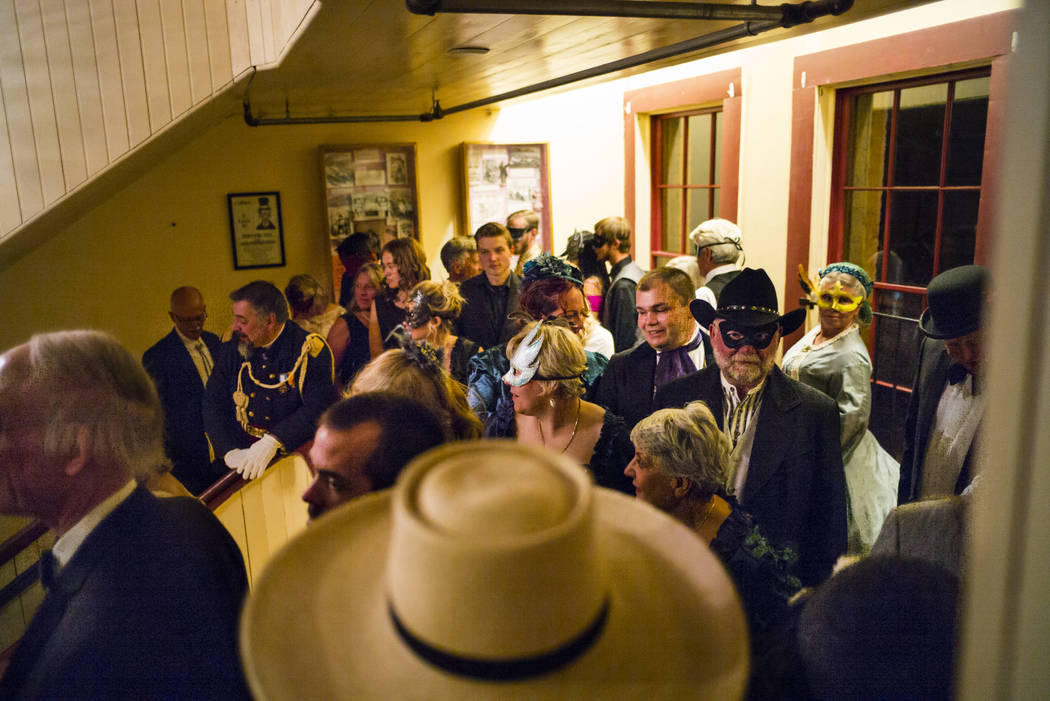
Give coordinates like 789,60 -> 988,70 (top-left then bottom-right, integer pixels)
227,191 -> 286,269
461,142 -> 552,249
321,144 -> 420,301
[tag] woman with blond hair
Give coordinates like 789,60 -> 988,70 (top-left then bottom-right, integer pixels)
327,262 -> 383,388
369,237 -> 430,356
489,320 -> 633,494
349,346 -> 482,440
403,280 -> 481,384
285,274 -> 345,337
627,401 -> 800,633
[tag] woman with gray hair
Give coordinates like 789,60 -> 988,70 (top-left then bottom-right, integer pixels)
783,262 -> 899,554
627,400 -> 800,632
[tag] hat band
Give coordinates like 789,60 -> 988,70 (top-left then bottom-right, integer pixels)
389,598 -> 610,681
719,304 -> 778,316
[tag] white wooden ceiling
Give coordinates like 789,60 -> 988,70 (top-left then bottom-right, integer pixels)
244,0 -> 930,119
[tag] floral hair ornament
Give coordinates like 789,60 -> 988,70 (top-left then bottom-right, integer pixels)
521,253 -> 584,290
387,325 -> 444,375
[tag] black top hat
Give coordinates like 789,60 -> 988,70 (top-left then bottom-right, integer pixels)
918,265 -> 987,339
690,267 -> 806,334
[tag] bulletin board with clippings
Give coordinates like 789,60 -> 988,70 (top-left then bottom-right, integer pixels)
461,142 -> 551,248
320,144 -> 420,300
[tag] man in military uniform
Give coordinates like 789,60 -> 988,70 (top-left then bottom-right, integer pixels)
204,281 -> 337,481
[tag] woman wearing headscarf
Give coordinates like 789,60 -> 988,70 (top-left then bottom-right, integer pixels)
782,262 -> 900,553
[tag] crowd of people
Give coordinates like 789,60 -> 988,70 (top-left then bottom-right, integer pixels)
0,209 -> 986,699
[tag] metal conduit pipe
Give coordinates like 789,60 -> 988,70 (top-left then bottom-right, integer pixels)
243,0 -> 852,127
408,0 -> 783,22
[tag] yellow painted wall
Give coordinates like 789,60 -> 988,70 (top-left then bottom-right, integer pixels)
0,108 -> 498,356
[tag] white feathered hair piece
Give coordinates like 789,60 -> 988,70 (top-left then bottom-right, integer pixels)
502,323 -> 544,387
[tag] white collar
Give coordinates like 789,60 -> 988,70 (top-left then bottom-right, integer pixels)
51,479 -> 137,568
704,264 -> 738,284
175,327 -> 205,347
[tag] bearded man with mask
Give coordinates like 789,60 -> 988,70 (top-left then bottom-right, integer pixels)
655,268 -> 846,586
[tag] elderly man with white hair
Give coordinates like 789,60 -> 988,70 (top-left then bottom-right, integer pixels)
690,217 -> 745,307
0,330 -> 250,699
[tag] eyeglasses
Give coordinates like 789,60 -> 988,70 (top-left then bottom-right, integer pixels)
171,312 -> 208,324
560,309 -> 587,322
507,226 -> 528,238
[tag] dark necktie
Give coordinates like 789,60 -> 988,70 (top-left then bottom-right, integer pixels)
947,363 -> 977,393
38,550 -> 58,590
654,334 -> 702,389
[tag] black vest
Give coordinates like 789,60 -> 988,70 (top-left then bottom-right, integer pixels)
704,269 -> 742,302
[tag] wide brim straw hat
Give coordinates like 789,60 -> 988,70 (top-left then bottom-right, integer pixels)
241,441 -> 749,700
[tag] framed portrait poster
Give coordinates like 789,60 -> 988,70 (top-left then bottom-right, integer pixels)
461,142 -> 552,250
321,144 -> 420,300
227,191 -> 286,269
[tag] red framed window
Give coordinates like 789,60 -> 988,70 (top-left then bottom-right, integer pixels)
829,68 -> 992,455
650,107 -> 721,266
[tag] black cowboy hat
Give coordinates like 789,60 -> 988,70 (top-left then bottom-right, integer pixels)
918,265 -> 987,339
689,267 -> 806,334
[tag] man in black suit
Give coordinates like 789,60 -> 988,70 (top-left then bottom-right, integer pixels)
899,265 -> 987,504
593,267 -> 709,432
456,223 -> 522,348
655,268 -> 846,585
142,286 -> 224,495
0,330 -> 250,699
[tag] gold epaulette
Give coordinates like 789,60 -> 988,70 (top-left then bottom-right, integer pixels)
305,333 -> 326,358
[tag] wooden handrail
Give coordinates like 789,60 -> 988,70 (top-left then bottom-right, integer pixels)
0,521 -> 48,567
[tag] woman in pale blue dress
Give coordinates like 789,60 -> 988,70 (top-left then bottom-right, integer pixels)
782,262 -> 899,554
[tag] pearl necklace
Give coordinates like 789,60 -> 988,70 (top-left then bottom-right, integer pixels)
537,399 -> 581,454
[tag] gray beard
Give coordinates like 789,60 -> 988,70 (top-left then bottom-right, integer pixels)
238,341 -> 254,360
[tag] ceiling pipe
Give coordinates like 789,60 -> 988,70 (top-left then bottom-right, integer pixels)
407,0 -> 787,22
243,0 -> 852,126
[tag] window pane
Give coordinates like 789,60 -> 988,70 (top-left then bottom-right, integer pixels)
939,190 -> 979,271
871,290 -> 923,387
843,190 -> 885,279
894,83 -> 948,186
686,187 -> 714,234
946,77 -> 990,186
887,190 -> 939,286
846,91 -> 893,187
661,118 -> 684,186
686,113 -> 713,185
661,188 -> 683,253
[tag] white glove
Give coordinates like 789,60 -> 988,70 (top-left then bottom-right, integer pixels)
240,434 -> 282,481
224,448 -> 250,471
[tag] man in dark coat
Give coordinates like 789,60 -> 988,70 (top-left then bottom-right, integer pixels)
204,280 -> 337,481
656,268 -> 846,585
899,265 -> 987,504
0,330 -> 250,700
593,216 -> 645,352
457,222 -> 522,348
142,286 -> 224,494
593,267 -> 709,432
